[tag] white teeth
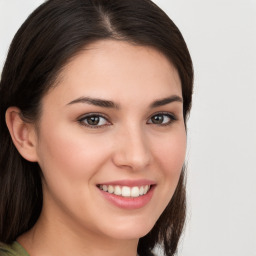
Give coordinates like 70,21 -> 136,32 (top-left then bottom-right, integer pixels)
114,186 -> 122,195
131,186 -> 140,197
144,185 -> 149,195
108,185 -> 114,193
122,186 -> 131,197
99,185 -> 151,197
139,186 -> 144,195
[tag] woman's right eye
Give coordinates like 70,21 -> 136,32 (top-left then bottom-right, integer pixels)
78,114 -> 110,128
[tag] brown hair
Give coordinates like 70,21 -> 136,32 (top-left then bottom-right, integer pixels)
0,0 -> 193,255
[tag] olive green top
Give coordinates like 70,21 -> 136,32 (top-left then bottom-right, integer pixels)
0,242 -> 29,256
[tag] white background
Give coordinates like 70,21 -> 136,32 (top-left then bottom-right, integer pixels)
0,1 -> 255,256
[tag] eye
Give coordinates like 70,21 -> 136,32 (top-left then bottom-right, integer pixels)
78,114 -> 110,128
147,112 -> 176,126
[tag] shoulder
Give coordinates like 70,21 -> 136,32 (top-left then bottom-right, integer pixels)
0,242 -> 29,256
0,242 -> 13,256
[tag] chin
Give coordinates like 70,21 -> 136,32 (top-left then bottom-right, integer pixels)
100,218 -> 156,240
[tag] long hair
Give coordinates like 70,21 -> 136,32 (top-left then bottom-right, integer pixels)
0,0 -> 193,255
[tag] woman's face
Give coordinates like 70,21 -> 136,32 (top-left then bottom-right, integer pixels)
34,40 -> 186,241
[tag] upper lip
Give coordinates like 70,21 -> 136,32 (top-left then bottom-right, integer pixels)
97,179 -> 156,187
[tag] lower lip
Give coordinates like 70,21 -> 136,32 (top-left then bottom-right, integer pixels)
99,186 -> 155,210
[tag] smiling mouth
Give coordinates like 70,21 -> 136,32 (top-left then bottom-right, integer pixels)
97,184 -> 151,198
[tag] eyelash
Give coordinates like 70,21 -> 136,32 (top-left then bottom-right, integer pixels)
78,113 -> 111,129
147,112 -> 177,126
78,112 -> 177,129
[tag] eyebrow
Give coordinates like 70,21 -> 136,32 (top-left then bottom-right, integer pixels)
150,95 -> 183,108
67,97 -> 119,109
67,95 -> 183,109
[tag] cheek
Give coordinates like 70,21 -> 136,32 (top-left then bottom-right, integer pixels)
153,128 -> 186,175
36,124 -> 112,186
151,127 -> 186,204
142,127 -> 186,225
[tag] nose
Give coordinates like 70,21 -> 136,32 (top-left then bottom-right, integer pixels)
112,125 -> 151,171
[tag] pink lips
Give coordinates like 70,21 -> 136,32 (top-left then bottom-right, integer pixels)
97,179 -> 156,210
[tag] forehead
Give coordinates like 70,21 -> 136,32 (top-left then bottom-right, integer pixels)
44,40 -> 182,107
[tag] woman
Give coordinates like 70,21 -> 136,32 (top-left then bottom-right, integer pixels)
0,0 -> 193,255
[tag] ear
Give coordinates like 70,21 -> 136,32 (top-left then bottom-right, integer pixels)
5,107 -> 38,162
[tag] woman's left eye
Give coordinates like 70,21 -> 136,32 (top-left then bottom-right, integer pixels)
147,113 -> 176,126
78,114 -> 110,128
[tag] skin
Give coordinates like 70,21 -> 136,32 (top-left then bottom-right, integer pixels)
7,40 -> 186,256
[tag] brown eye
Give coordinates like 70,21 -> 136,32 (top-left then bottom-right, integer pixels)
79,114 -> 110,128
151,114 -> 164,124
87,116 -> 100,125
148,113 -> 176,125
